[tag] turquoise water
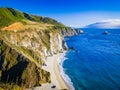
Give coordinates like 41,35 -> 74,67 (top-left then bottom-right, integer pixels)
64,29 -> 120,90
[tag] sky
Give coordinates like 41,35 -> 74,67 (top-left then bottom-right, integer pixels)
0,0 -> 120,27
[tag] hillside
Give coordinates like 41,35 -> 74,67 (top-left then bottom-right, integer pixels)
0,7 -> 66,29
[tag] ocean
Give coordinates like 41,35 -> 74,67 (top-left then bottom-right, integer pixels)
62,28 -> 120,90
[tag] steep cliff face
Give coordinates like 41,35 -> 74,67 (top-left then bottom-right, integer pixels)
0,39 -> 50,89
0,29 -> 67,58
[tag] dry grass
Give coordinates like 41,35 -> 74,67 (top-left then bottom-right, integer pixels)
25,22 -> 54,30
1,21 -> 54,31
1,22 -> 24,31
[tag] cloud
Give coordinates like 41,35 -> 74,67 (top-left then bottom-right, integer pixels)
87,19 -> 120,29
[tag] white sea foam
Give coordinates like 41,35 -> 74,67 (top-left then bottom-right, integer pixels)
58,51 -> 75,90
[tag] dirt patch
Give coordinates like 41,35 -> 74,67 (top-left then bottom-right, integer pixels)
1,22 -> 24,31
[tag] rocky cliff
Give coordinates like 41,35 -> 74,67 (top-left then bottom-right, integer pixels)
0,7 -> 81,89
0,29 -> 69,89
0,38 -> 50,89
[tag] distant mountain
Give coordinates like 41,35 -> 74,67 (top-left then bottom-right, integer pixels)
85,19 -> 120,29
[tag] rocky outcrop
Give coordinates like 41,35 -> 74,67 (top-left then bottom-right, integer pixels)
60,28 -> 83,37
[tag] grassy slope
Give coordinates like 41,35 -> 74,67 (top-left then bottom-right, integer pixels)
0,7 -> 66,29
0,8 -> 25,28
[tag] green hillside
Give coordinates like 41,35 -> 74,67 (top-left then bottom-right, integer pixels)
0,7 -> 65,28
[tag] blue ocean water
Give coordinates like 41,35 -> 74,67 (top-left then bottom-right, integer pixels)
64,29 -> 120,90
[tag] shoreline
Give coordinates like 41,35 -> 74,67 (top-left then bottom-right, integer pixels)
58,52 -> 75,90
53,52 -> 69,89
33,52 -> 71,90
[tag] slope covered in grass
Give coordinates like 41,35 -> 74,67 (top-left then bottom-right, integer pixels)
0,7 -> 66,29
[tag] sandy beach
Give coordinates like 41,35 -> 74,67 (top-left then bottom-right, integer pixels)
32,52 -> 69,90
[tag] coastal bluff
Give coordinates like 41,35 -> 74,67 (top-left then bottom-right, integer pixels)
0,7 -> 81,89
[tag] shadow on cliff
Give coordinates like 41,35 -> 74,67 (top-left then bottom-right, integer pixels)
0,55 -> 4,70
1,60 -> 28,85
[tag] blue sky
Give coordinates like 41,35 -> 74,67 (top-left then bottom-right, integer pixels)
0,0 -> 120,27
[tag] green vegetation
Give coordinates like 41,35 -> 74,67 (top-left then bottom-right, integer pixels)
0,83 -> 24,90
0,8 -> 25,28
0,7 -> 66,29
39,30 -> 51,50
